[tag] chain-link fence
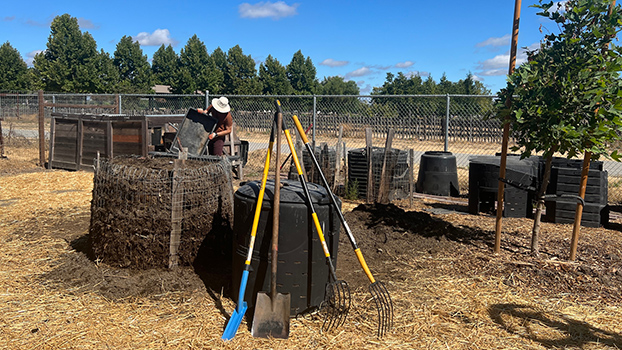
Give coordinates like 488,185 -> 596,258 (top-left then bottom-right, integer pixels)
2,91 -> 622,205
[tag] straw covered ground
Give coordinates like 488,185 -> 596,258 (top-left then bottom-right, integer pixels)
1,142 -> 622,349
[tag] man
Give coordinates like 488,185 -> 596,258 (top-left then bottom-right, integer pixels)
199,96 -> 233,156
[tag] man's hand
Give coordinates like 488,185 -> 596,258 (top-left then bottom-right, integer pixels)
208,132 -> 217,140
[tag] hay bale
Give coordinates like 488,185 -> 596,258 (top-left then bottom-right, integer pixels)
89,155 -> 234,269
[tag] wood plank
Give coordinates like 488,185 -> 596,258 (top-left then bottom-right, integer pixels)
365,127 -> 373,203
378,128 -> 395,204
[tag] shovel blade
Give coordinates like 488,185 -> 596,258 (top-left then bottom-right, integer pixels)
251,292 -> 291,339
221,301 -> 248,340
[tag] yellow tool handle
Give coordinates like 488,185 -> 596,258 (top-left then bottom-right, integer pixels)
355,248 -> 376,283
245,140 -> 273,265
293,115 -> 310,144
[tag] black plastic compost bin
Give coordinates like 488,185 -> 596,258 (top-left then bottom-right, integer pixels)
416,151 -> 460,197
231,179 -> 341,316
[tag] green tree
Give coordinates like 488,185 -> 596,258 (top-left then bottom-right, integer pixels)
223,45 -> 262,95
172,35 -> 222,94
152,44 -> 178,86
319,76 -> 359,95
495,0 -> 622,255
93,49 -> 119,93
113,36 -> 153,93
33,14 -> 100,92
318,76 -> 361,113
0,42 -> 30,91
286,50 -> 319,95
259,55 -> 293,95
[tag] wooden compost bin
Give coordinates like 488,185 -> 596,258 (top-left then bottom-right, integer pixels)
49,113 -> 148,170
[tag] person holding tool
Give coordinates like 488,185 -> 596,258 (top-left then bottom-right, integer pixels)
198,96 -> 233,156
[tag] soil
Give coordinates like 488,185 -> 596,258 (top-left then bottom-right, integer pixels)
27,198 -> 622,306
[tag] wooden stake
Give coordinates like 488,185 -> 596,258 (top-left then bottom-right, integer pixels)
38,90 -> 45,167
378,128 -> 395,204
365,128 -> 373,203
494,0 -> 522,254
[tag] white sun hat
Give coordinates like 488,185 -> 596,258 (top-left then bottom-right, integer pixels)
212,96 -> 231,113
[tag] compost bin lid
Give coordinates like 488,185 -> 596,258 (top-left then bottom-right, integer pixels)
236,179 -> 331,205
469,155 -> 537,174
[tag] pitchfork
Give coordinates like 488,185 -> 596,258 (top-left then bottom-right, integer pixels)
292,115 -> 394,337
278,108 -> 351,332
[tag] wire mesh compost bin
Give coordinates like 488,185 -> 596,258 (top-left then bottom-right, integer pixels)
89,155 -> 234,269
49,113 -> 148,171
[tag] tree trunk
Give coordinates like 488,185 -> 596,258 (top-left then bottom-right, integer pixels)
531,153 -> 554,256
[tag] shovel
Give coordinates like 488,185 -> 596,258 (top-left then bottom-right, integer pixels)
251,100 -> 291,339
221,114 -> 278,341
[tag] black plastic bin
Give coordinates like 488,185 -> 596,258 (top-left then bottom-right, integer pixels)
231,179 -> 341,316
416,151 -> 459,197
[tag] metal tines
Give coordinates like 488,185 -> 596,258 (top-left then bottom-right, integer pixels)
320,272 -> 351,332
369,281 -> 393,337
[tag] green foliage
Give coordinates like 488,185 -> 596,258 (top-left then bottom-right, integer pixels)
152,44 -> 178,86
113,36 -> 153,93
0,42 -> 31,90
224,45 -> 262,95
93,49 -> 120,93
259,55 -> 293,95
171,35 -> 222,94
345,178 -> 360,200
286,50 -> 319,95
33,14 -> 100,92
495,0 -> 622,161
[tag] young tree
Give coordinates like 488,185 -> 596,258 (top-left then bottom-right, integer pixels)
286,50 -> 319,95
152,44 -> 178,86
259,54 -> 293,95
113,36 -> 153,93
33,14 -> 100,92
223,45 -> 262,95
0,42 -> 31,91
495,0 -> 622,255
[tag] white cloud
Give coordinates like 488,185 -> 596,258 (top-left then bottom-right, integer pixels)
395,61 -> 414,68
547,1 -> 568,14
346,67 -> 372,78
239,1 -> 299,20
133,29 -> 177,46
476,34 -> 511,48
25,50 -> 43,67
476,43 -> 539,76
405,70 -> 430,78
320,58 -> 348,67
77,18 -> 98,29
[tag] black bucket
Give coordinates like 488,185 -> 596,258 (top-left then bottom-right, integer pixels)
416,151 -> 459,197
232,179 -> 341,316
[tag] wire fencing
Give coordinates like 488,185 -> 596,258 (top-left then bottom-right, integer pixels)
2,91 -> 622,205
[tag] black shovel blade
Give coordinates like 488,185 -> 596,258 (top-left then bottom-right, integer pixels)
251,291 -> 291,339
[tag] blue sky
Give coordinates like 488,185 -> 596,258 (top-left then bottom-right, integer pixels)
2,1 -> 562,94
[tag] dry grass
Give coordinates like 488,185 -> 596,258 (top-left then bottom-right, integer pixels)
1,145 -> 621,349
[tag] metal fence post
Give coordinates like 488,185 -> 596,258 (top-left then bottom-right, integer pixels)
205,90 -> 209,109
118,94 -> 123,115
445,94 -> 450,152
312,95 -> 317,147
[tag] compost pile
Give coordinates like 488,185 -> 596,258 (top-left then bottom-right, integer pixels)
89,155 -> 234,269
337,203 -> 622,303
